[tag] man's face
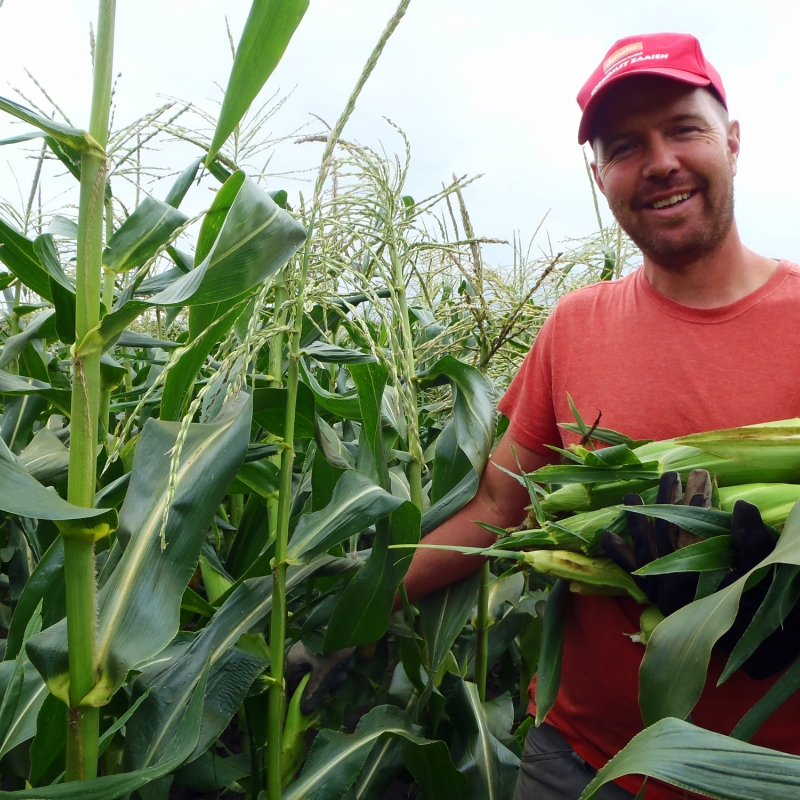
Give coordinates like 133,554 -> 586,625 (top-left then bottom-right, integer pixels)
591,76 -> 740,270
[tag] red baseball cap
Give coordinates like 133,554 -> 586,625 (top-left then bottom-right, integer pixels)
577,33 -> 726,144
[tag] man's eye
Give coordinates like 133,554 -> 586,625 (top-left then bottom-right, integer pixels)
612,143 -> 634,157
675,126 -> 698,135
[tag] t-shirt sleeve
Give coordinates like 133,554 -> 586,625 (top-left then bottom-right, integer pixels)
497,309 -> 561,455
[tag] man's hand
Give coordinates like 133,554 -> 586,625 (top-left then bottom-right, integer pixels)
601,469 -> 709,616
286,641 -> 356,715
603,470 -> 800,679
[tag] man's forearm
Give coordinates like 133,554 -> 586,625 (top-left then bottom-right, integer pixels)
402,487 -> 526,604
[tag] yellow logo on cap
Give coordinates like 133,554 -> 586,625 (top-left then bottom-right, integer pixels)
603,42 -> 643,73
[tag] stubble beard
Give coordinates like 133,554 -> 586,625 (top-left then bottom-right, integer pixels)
609,172 -> 736,271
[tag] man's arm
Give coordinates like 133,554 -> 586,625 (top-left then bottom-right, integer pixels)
402,431 -> 556,604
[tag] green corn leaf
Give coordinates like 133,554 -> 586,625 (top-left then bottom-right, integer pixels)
619,503 -> 733,539
88,173 -> 306,349
0,216 -> 51,300
720,564 -> 800,684
18,427 -> 70,488
531,462 -> 662,484
115,330 -> 180,349
535,579 -> 569,727
287,471 -> 404,563
164,156 -> 204,208
207,0 -> 309,161
578,717 -> 800,800
0,436 -> 114,521
102,197 -> 188,273
26,394 -> 251,707
418,356 -> 496,477
252,382 -> 317,439
283,704 -> 462,800
324,499 -> 420,650
634,536 -> 735,575
0,662 -> 209,800
559,422 -> 651,448
0,309 -> 55,370
302,342 -> 377,364
584,444 -> 642,466
440,673 -> 520,800
350,361 -> 390,489
639,498 -> 800,726
731,656 -> 800,742
160,300 -> 247,421
0,95 -> 102,155
300,359 -> 362,420
431,419 -> 473,504
418,571 -> 481,673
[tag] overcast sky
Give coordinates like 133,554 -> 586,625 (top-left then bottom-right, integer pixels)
1,0 -> 799,267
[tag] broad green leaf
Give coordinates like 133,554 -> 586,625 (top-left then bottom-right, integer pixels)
27,394 -> 251,706
720,564 -> 800,683
0,95 -> 102,154
419,571 -> 481,673
440,673 -> 519,800
0,216 -> 51,300
535,579 -> 569,726
90,173 -> 306,347
283,705 -> 454,800
0,663 -> 209,800
160,300 -> 247,421
6,538 -> 64,660
116,330 -> 180,349
164,157 -> 204,208
579,717 -> 800,800
102,197 -> 188,273
559,422 -> 651,448
287,470 -> 404,563
431,419 -> 473,504
0,370 -> 50,394
229,459 -> 281,499
731,656 -> 800,742
634,536 -> 735,575
0,436 -> 112,521
350,361 -> 390,489
0,309 -> 54,369
0,605 -> 46,758
124,557 -> 339,771
303,342 -> 376,364
418,356 -> 496,477
34,234 -> 76,343
421,470 -> 479,535
325,500 -> 420,650
253,382 -> 317,439
619,503 -> 733,539
29,692 -> 66,785
300,359 -> 362,419
207,0 -> 309,161
531,462 -> 661,484
639,498 -> 800,726
315,415 -> 355,470
18,428 -> 70,486
584,444 -> 642,466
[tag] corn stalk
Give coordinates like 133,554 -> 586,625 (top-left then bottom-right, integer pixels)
63,0 -> 116,781
264,3 -> 411,797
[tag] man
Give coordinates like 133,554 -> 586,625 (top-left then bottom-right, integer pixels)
401,32 -> 800,799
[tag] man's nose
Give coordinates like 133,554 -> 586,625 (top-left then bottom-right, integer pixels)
641,136 -> 680,180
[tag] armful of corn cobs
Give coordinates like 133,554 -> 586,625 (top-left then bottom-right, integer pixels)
601,470 -> 800,679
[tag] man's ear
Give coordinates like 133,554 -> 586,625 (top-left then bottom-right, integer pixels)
590,154 -> 606,196
727,119 -> 741,177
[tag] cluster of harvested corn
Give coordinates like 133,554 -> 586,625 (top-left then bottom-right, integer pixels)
497,418 -> 800,601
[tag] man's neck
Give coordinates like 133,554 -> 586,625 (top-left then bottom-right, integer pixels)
642,225 -> 778,309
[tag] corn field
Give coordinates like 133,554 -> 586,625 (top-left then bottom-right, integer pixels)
4,2 -> 800,799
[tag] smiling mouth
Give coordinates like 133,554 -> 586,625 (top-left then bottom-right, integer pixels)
647,191 -> 693,210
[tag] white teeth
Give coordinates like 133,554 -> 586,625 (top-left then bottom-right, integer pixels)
651,192 -> 691,209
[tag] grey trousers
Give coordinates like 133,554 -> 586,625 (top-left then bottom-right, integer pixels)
513,722 -> 635,800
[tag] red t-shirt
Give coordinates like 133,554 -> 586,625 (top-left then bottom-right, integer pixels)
497,260 -> 800,800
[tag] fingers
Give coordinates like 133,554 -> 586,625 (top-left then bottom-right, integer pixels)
653,472 -> 681,557
601,530 -> 637,573
623,493 -> 657,567
731,500 -> 777,574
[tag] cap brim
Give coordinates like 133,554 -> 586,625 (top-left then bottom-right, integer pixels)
578,67 -> 711,144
